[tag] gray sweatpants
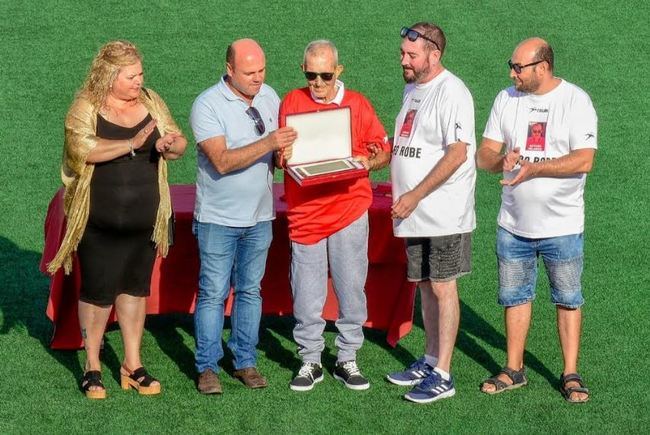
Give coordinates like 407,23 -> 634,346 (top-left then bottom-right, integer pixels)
290,212 -> 369,364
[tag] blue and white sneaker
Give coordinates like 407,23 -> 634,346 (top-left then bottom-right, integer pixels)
404,371 -> 456,404
386,357 -> 434,386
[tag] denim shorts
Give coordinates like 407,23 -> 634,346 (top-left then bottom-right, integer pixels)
496,226 -> 584,309
405,232 -> 472,282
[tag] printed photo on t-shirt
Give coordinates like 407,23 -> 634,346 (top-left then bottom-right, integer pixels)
526,121 -> 546,151
399,109 -> 417,138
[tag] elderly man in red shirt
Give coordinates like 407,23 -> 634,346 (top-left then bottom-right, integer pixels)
279,40 -> 391,392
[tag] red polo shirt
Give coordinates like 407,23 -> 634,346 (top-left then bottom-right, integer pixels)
279,86 -> 389,244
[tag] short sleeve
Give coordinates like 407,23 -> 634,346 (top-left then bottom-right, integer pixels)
569,93 -> 598,150
358,94 -> 390,152
440,82 -> 475,147
482,90 -> 507,143
189,93 -> 226,144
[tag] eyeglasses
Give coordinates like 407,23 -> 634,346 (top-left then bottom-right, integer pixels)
245,106 -> 266,136
304,71 -> 335,81
508,59 -> 545,74
400,27 -> 440,51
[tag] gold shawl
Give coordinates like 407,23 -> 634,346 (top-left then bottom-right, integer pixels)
47,88 -> 181,275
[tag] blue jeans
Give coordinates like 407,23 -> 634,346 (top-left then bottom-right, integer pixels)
193,220 -> 272,373
496,226 -> 584,309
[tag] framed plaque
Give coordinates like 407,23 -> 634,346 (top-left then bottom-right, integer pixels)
285,106 -> 367,186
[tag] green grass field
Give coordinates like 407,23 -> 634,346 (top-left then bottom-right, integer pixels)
1,0 -> 648,432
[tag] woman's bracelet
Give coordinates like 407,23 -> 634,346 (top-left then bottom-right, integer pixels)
127,139 -> 135,157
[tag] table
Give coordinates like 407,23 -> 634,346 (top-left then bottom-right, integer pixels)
40,183 -> 416,349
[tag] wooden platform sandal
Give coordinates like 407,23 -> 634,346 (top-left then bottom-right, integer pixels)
81,370 -> 106,400
120,365 -> 161,395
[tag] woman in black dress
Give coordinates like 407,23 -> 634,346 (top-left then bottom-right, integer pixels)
48,40 -> 186,399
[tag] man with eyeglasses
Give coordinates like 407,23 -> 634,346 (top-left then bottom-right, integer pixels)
477,37 -> 596,403
278,40 -> 391,392
387,22 -> 476,404
189,38 -> 297,394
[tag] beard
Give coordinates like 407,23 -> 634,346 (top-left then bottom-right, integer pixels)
514,73 -> 541,93
402,68 -> 416,83
402,59 -> 432,84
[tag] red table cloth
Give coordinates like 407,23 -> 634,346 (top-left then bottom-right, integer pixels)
40,183 -> 415,349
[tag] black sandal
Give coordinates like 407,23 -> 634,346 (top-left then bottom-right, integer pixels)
560,373 -> 589,403
480,366 -> 528,394
120,365 -> 161,395
81,370 -> 106,399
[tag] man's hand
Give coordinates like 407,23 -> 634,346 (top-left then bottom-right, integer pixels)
500,159 -> 536,186
266,126 -> 297,151
353,155 -> 370,170
155,132 -> 182,153
502,147 -> 521,171
367,143 -> 381,160
360,142 -> 391,171
275,144 -> 293,168
391,190 -> 422,219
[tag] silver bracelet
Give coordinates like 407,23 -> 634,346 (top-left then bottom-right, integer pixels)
128,139 -> 136,157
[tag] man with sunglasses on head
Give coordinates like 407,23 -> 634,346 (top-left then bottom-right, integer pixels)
189,38 -> 297,395
387,22 -> 476,404
278,40 -> 391,392
477,37 -> 596,403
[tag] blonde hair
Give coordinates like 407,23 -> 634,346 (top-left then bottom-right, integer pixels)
80,40 -> 142,107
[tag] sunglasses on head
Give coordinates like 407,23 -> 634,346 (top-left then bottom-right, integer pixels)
508,59 -> 545,74
400,27 -> 440,51
245,106 -> 266,136
304,71 -> 335,81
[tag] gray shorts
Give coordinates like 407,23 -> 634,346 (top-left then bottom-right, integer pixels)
405,232 -> 472,282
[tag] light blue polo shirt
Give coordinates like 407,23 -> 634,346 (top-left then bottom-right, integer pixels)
190,76 -> 280,226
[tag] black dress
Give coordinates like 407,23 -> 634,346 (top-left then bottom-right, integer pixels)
78,114 -> 161,305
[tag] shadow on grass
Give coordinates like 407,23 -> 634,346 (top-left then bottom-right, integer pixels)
362,290 -> 556,386
147,314 -> 297,382
146,310 -> 341,380
0,236 -> 86,386
147,314 -> 252,382
124,283 -> 551,388
0,236 -> 143,391
257,316 -> 339,377
147,313 -> 196,381
457,299 -> 556,385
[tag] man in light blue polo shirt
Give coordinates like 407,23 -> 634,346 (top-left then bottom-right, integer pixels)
189,38 -> 296,394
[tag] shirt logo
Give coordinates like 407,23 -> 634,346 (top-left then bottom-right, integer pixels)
529,107 -> 549,113
585,133 -> 595,140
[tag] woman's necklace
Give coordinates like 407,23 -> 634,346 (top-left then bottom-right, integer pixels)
100,97 -> 138,122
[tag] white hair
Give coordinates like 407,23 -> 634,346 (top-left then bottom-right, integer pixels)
303,40 -> 339,64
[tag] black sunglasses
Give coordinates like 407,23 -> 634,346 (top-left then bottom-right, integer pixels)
245,106 -> 266,136
508,59 -> 545,74
304,71 -> 335,81
400,27 -> 440,51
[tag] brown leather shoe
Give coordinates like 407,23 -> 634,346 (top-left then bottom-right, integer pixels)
233,367 -> 268,389
197,369 -> 222,394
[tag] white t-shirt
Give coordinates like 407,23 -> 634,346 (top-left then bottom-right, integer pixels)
391,69 -> 477,237
483,79 -> 598,238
